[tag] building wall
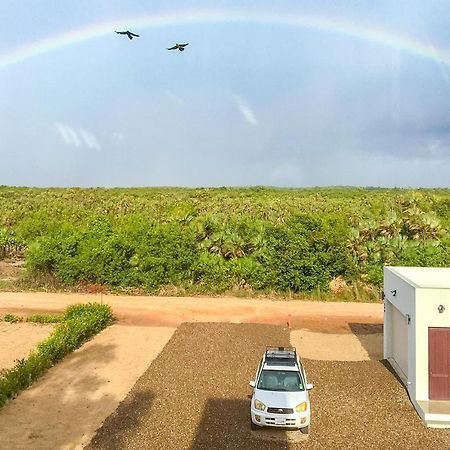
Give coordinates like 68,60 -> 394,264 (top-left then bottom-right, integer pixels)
415,288 -> 450,401
384,267 -> 416,396
384,267 -> 416,316
391,304 -> 409,379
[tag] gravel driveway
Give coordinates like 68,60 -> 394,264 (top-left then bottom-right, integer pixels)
87,323 -> 450,450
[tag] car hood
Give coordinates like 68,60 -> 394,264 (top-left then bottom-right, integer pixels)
254,389 -> 309,408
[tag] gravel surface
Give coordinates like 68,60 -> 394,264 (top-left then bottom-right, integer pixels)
87,323 -> 450,450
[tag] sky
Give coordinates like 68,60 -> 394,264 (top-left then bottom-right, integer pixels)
1,1 -> 450,188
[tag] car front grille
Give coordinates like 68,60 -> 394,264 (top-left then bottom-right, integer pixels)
267,407 -> 294,414
265,417 -> 297,426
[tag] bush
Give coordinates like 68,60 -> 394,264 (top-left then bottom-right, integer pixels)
256,214 -> 355,292
13,187 -> 450,296
0,303 -> 113,408
26,220 -> 199,292
133,224 -> 198,291
192,252 -> 236,292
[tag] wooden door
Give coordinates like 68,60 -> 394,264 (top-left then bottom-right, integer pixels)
429,328 -> 450,400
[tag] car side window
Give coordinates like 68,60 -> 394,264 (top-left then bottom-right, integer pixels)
301,367 -> 308,386
256,359 -> 263,381
298,358 -> 307,384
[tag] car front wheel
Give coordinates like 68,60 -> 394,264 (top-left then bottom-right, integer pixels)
250,418 -> 260,430
300,425 -> 310,434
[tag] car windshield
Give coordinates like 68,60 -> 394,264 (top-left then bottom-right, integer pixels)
257,370 -> 304,392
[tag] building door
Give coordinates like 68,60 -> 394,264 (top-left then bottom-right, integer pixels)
429,328 -> 450,400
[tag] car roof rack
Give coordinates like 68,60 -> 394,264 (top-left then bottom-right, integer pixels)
264,346 -> 297,366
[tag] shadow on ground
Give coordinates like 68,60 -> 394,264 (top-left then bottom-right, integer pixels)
190,398 -> 300,450
87,390 -> 156,450
349,322 -> 384,360
379,358 -> 407,389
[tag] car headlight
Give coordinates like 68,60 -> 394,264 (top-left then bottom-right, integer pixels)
295,402 -> 308,413
254,399 -> 266,411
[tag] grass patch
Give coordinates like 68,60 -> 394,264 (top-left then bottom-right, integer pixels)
27,314 -> 63,323
0,302 -> 113,408
3,313 -> 23,323
3,313 -> 63,324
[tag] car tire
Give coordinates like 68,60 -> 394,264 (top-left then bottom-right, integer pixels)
250,418 -> 260,430
300,425 -> 310,434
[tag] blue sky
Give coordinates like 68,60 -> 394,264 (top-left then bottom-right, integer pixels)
1,1 -> 450,187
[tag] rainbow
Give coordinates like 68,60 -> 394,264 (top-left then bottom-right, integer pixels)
1,9 -> 449,70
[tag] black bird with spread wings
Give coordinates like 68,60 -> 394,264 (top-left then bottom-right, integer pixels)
115,30 -> 139,40
167,43 -> 189,51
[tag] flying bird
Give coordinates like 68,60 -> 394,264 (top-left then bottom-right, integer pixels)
115,30 -> 139,40
167,43 -> 189,51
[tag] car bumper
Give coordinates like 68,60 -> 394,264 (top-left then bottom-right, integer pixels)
250,408 -> 310,429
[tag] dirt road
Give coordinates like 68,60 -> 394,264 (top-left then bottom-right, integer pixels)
0,292 -> 383,332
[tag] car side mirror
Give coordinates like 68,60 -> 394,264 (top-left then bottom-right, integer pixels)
306,383 -> 314,390
249,380 -> 256,388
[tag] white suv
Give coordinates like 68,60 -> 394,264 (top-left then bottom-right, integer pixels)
249,347 -> 313,434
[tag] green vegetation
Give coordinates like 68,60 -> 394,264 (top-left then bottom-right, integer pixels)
0,303 -> 113,408
0,186 -> 449,299
3,313 -> 63,324
3,313 -> 21,323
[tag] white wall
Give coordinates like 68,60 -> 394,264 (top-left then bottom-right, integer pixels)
384,267 -> 416,395
415,288 -> 450,401
384,267 -> 416,316
391,304 -> 409,379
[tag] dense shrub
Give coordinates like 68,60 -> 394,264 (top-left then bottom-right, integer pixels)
256,215 -> 355,292
0,228 -> 24,259
1,187 -> 449,294
26,221 -> 198,292
132,224 -> 198,290
192,252 -> 237,292
349,196 -> 450,285
0,303 -> 113,408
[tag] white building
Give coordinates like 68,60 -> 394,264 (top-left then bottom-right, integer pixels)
384,266 -> 450,428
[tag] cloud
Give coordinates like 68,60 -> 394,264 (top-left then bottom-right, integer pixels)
55,122 -> 101,150
233,95 -> 258,127
78,128 -> 101,150
55,122 -> 81,147
165,90 -> 185,106
112,132 -> 125,141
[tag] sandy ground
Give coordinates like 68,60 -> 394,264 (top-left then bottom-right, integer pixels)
0,292 -> 384,449
0,260 -> 23,281
0,323 -> 175,450
291,329 -> 383,361
0,291 -> 383,332
0,322 -> 54,370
